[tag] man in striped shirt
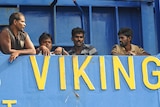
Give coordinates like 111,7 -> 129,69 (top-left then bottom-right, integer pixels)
68,27 -> 97,55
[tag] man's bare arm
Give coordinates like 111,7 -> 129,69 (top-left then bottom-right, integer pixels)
0,30 -> 36,55
18,34 -> 36,55
0,29 -> 15,54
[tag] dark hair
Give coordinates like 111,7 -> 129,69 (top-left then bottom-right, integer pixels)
71,27 -> 85,37
39,32 -> 53,45
118,27 -> 133,37
9,12 -> 24,25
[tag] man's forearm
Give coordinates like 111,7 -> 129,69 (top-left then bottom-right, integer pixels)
16,49 -> 36,55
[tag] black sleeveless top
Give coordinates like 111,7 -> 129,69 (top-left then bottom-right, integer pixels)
5,27 -> 27,50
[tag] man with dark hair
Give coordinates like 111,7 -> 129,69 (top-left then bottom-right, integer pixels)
111,27 -> 150,55
36,32 -> 68,55
68,27 -> 97,55
0,12 -> 36,62
39,27 -> 97,55
36,32 -> 53,55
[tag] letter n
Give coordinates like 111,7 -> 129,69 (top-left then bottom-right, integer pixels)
113,56 -> 135,90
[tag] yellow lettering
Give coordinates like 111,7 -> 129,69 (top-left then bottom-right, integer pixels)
59,56 -> 66,90
99,56 -> 107,90
73,56 -> 95,90
2,100 -> 17,107
142,56 -> 160,90
113,56 -> 135,90
30,56 -> 50,90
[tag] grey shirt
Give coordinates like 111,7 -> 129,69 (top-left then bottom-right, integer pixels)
68,44 -> 98,55
5,27 -> 27,50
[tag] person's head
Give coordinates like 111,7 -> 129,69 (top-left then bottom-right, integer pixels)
71,27 -> 85,47
9,12 -> 26,31
39,32 -> 53,51
118,27 -> 133,47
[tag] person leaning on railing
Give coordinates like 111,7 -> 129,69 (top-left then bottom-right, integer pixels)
36,32 -> 68,56
111,27 -> 150,56
37,27 -> 98,56
0,12 -> 36,63
68,27 -> 98,55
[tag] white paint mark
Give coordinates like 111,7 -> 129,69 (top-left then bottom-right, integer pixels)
65,95 -> 70,103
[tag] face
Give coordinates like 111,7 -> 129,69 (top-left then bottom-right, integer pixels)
14,15 -> 26,31
119,34 -> 131,47
72,33 -> 84,47
41,38 -> 52,51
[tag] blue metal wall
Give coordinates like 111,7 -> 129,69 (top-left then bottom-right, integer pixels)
155,0 -> 160,52
0,55 -> 160,107
0,0 -> 158,55
0,1 -> 160,107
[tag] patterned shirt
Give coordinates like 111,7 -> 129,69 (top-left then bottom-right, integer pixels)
111,44 -> 147,55
68,44 -> 98,55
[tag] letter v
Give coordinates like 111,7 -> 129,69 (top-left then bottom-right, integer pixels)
30,56 -> 50,90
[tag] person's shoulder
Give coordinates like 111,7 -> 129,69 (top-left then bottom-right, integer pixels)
0,27 -> 9,37
131,44 -> 138,47
111,44 -> 122,54
84,44 -> 98,55
131,44 -> 150,55
20,30 -> 28,36
112,44 -> 120,49
0,26 -> 9,33
68,47 -> 75,55
84,44 -> 95,49
131,44 -> 143,49
1,26 -> 8,30
19,30 -> 29,40
84,44 -> 97,51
